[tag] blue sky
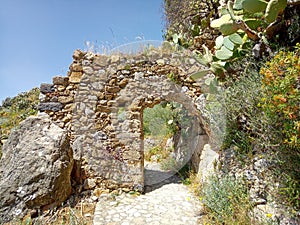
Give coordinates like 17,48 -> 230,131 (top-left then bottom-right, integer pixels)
0,0 -> 164,102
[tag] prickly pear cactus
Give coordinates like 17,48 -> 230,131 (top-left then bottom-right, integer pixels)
265,0 -> 287,23
242,0 -> 268,13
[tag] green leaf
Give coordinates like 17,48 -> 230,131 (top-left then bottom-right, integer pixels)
223,36 -> 235,51
211,14 -> 232,28
215,46 -> 233,60
191,25 -> 200,36
219,22 -> 239,36
242,0 -> 268,13
206,93 -> 216,101
215,35 -> 224,49
209,84 -> 218,94
195,55 -> 210,65
233,0 -> 245,10
190,70 -> 211,80
265,0 -> 287,23
244,19 -> 262,30
229,33 -> 244,45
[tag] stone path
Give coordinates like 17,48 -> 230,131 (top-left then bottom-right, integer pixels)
93,162 -> 202,225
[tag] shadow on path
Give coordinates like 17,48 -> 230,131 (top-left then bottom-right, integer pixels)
144,163 -> 182,193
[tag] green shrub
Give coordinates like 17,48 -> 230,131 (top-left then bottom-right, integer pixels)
163,0 -> 220,49
280,173 -> 300,210
143,102 -> 189,137
143,103 -> 174,137
201,175 -> 252,225
260,45 -> 300,149
220,66 -> 270,154
259,47 -> 300,210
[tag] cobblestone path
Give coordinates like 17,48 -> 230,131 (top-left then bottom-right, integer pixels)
93,163 -> 202,225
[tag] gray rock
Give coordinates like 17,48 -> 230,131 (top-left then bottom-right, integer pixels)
40,83 -> 55,94
0,115 -> 73,223
38,102 -> 63,112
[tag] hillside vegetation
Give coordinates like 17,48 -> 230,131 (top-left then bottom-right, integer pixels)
0,88 -> 40,158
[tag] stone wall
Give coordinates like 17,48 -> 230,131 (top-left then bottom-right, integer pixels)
38,43 -> 211,192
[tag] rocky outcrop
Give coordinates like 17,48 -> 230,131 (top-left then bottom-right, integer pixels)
0,114 -> 73,223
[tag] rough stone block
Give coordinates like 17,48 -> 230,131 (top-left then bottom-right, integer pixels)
38,102 -> 63,112
70,63 -> 83,72
69,72 -> 83,83
198,144 -> 219,181
58,96 -> 73,104
94,55 -> 108,67
53,76 -> 69,86
40,83 -> 55,94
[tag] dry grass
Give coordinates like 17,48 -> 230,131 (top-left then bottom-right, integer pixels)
42,202 -> 95,225
7,200 -> 96,225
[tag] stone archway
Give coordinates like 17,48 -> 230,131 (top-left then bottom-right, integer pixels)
72,44 -> 209,192
40,43 -> 210,192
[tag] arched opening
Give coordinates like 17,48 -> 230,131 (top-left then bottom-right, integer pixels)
142,101 -> 201,192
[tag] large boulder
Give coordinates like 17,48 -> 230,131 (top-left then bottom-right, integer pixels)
0,114 -> 73,223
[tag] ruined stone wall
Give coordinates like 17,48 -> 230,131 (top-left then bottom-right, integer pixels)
38,43 -> 210,191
